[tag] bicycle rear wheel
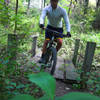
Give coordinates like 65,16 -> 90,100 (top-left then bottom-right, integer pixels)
45,47 -> 57,75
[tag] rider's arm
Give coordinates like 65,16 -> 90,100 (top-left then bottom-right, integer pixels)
62,9 -> 70,32
40,7 -> 47,25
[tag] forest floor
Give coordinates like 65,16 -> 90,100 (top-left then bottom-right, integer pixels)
0,49 -> 90,100
55,79 -> 87,97
23,49 -> 89,97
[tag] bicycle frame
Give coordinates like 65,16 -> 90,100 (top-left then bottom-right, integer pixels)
40,28 -> 67,75
45,28 -> 63,49
47,35 -> 56,49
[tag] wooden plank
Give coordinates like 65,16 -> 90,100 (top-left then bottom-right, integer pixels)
31,51 -> 79,81
72,39 -> 80,66
54,57 -> 79,80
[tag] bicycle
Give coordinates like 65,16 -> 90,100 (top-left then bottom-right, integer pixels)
40,28 -> 68,75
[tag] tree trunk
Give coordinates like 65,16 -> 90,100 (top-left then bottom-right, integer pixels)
68,0 -> 72,16
27,0 -> 30,15
14,0 -> 18,34
84,0 -> 89,14
96,0 -> 100,8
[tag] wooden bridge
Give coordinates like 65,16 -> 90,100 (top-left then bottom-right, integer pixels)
7,34 -> 96,88
31,35 -> 96,79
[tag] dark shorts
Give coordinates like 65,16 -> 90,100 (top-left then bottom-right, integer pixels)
45,25 -> 63,40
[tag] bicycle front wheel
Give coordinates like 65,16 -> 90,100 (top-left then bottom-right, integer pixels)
45,47 -> 57,75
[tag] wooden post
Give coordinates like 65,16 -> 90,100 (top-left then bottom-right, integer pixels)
7,34 -> 18,67
82,42 -> 96,72
72,39 -> 80,66
31,35 -> 38,57
81,42 -> 96,88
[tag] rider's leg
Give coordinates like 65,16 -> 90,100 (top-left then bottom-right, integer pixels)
56,38 -> 63,52
39,39 -> 50,63
42,39 -> 50,54
39,25 -> 51,63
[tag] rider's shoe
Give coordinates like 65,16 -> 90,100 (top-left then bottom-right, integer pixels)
38,54 -> 45,63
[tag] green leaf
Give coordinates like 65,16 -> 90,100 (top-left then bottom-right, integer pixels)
96,84 -> 100,88
16,84 -> 25,89
97,77 -> 100,81
12,91 -> 21,95
55,92 -> 100,100
6,86 -> 14,89
28,72 -> 56,100
2,60 -> 9,64
86,79 -> 94,85
10,82 -> 16,87
10,94 -> 36,100
39,95 -> 50,100
5,79 -> 10,84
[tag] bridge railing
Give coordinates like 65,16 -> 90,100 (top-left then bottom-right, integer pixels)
72,39 -> 96,88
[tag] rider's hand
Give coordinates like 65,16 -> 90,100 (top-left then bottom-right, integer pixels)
39,24 -> 44,29
66,32 -> 71,37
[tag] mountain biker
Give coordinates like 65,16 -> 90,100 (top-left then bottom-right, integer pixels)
39,0 -> 71,63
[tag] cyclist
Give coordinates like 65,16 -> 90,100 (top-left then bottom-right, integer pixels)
39,0 -> 71,63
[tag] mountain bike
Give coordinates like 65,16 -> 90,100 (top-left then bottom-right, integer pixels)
40,28 -> 68,75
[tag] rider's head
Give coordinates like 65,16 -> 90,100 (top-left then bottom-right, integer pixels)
50,0 -> 59,9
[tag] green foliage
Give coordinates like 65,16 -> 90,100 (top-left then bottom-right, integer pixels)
83,7 -> 96,32
55,92 -> 100,100
74,68 -> 100,96
10,92 -> 100,100
10,72 -> 100,100
0,0 -> 100,100
92,8 -> 100,30
79,32 -> 100,47
59,0 -> 70,11
86,71 -> 100,96
72,84 -> 81,89
28,72 -> 56,100
0,0 -> 9,26
10,94 -> 36,100
70,3 -> 97,33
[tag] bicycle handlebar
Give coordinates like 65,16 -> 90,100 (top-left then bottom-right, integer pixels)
42,27 -> 68,37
